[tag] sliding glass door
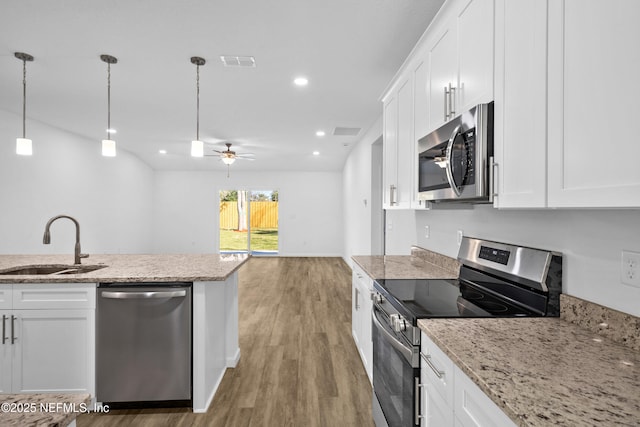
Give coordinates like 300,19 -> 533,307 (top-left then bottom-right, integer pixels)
219,190 -> 278,254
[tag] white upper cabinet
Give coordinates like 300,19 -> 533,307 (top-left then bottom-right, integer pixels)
412,55 -> 431,210
383,94 -> 399,208
383,75 -> 413,209
493,0 -> 548,208
456,0 -> 494,111
547,0 -> 640,207
427,0 -> 495,132
427,22 -> 458,130
397,77 -> 415,208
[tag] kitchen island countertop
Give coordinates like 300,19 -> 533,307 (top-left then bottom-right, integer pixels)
0,253 -> 250,283
418,316 -> 640,426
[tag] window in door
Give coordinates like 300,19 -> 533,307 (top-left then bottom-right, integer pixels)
219,190 -> 278,255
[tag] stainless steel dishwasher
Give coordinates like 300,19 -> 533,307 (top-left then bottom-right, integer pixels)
96,283 -> 192,404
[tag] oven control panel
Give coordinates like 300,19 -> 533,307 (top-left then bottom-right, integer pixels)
479,245 -> 510,265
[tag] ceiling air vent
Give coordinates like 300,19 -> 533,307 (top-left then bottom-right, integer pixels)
333,127 -> 361,136
220,56 -> 256,68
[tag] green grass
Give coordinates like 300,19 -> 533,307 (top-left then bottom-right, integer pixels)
220,228 -> 278,252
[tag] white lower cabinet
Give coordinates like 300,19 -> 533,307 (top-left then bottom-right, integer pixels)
420,337 -> 454,427
454,366 -> 516,427
0,284 -> 95,395
351,264 -> 373,383
420,332 -> 515,427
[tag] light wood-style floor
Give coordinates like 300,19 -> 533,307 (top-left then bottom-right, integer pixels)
78,257 -> 374,427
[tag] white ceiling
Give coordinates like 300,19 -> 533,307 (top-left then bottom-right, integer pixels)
0,0 -> 444,172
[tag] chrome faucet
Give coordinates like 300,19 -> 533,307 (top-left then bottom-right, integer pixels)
43,215 -> 89,265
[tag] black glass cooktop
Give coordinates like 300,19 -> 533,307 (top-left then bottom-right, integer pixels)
374,278 -> 540,323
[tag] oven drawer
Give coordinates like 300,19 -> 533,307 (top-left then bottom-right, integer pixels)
420,331 -> 454,406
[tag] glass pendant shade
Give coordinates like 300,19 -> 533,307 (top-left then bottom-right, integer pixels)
102,139 -> 116,157
16,138 -> 32,156
191,140 -> 204,157
221,156 -> 236,165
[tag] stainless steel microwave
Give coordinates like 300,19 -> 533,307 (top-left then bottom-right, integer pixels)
417,102 -> 493,203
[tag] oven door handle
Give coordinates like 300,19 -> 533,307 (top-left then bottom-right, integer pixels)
372,307 -> 416,367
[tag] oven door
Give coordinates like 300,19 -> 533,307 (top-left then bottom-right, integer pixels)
372,306 -> 420,427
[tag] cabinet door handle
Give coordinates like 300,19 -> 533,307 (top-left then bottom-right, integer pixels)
11,315 -> 16,345
449,83 -> 456,118
415,377 -> 424,425
444,85 -> 450,121
422,353 -> 445,379
490,156 -> 498,199
355,288 -> 360,310
2,315 -> 6,345
390,184 -> 397,205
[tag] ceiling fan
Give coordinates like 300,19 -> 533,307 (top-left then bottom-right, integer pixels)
205,143 -> 255,176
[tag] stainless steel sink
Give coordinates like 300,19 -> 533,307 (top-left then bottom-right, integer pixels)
0,264 -> 107,275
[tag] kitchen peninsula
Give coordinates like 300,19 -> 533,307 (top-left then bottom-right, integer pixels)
0,253 -> 249,413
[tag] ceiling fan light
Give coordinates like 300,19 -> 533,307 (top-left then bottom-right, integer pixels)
102,139 -> 116,157
221,156 -> 236,165
191,140 -> 204,157
16,138 -> 32,156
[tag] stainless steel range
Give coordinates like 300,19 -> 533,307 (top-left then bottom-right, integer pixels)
371,237 -> 562,427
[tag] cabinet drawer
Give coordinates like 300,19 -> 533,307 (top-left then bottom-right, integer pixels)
421,332 -> 454,405
12,284 -> 96,310
0,285 -> 12,310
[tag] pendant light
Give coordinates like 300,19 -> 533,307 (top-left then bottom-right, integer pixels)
15,52 -> 34,156
100,54 -> 118,157
190,56 -> 205,157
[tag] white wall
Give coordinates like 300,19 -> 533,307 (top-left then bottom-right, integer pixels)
384,209 -> 417,255
0,109 -> 154,255
413,206 -> 640,317
153,170 -> 343,256
342,117 -> 381,264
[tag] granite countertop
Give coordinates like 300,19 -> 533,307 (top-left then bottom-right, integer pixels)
352,246 -> 460,280
0,253 -> 250,283
418,317 -> 640,426
0,393 -> 91,426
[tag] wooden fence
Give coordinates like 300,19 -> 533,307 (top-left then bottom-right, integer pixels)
219,201 -> 279,229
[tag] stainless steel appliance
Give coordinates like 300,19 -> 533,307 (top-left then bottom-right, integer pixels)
417,103 -> 493,203
97,283 -> 192,404
371,237 -> 562,427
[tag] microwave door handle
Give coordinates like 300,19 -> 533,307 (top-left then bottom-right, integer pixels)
445,125 -> 462,197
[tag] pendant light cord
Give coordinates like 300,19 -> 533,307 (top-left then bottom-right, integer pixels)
107,62 -> 111,140
21,58 -> 27,139
196,63 -> 200,141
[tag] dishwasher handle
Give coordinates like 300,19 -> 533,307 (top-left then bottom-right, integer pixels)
101,290 -> 187,299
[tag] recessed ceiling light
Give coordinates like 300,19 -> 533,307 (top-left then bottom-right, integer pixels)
159,149 -> 167,154
294,77 -> 308,87
313,151 -> 320,156
315,130 -> 325,137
